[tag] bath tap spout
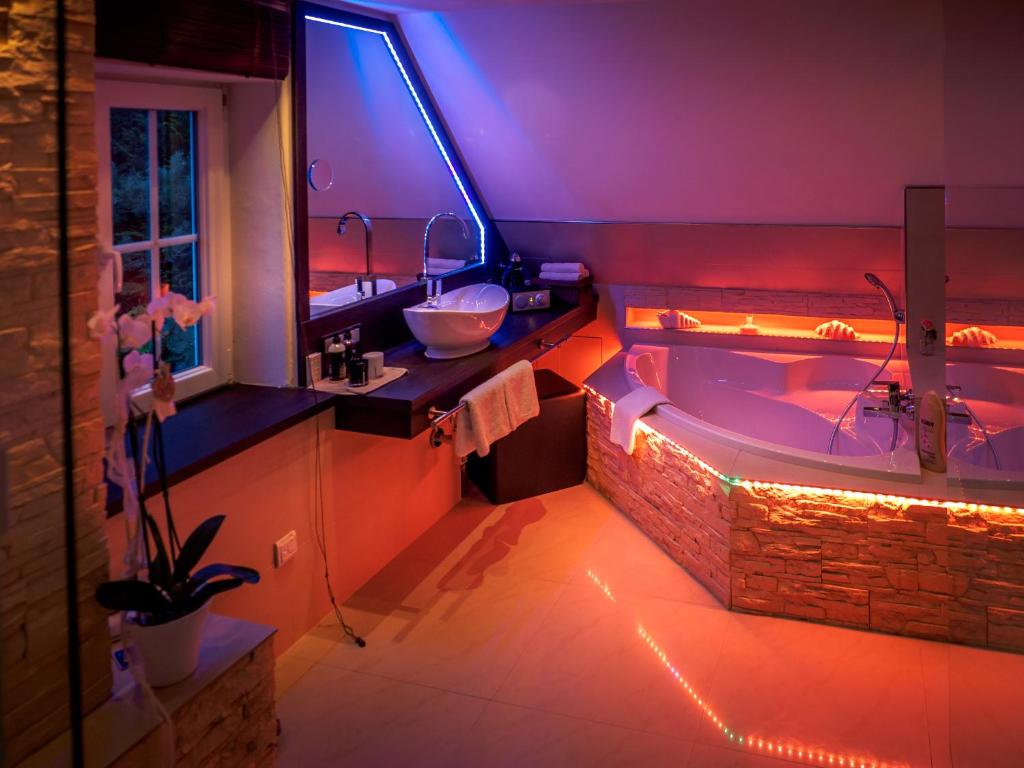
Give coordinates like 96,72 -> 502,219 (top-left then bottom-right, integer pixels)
337,211 -> 374,277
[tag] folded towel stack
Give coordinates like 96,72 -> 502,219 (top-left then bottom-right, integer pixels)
426,257 -> 467,275
454,360 -> 540,458
539,261 -> 590,282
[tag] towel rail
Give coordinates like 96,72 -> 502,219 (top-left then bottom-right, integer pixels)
426,334 -> 577,447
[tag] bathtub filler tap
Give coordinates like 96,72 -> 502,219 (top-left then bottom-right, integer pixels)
862,384 -> 971,425
862,380 -> 913,420
827,273 -> 905,455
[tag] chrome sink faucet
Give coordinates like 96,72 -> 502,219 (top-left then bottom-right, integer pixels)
422,212 -> 469,306
337,211 -> 374,278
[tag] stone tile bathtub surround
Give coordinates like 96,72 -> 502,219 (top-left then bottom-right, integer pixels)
586,394 -> 1024,653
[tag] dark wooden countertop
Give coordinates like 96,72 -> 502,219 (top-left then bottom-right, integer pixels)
106,296 -> 596,513
106,384 -> 336,514
334,297 -> 598,438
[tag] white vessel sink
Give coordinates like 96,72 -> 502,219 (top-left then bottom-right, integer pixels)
310,278 -> 397,313
403,283 -> 510,359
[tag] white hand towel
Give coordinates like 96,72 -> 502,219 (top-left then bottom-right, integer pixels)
540,269 -> 590,282
542,262 -> 588,275
502,360 -> 540,430
454,361 -> 539,458
610,386 -> 670,455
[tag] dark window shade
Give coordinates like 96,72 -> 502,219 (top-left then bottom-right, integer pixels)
96,0 -> 291,80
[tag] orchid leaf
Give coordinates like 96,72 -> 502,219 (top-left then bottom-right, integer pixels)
144,513 -> 172,589
186,577 -> 248,612
172,515 -> 225,582
190,563 -> 260,590
95,580 -> 172,614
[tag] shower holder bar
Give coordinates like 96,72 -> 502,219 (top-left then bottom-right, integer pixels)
426,334 -> 575,447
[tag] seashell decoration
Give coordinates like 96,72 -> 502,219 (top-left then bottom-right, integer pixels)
657,310 -> 701,330
949,326 -> 998,348
815,319 -> 858,341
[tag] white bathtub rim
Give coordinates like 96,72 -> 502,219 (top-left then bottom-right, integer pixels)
586,349 -> 1024,507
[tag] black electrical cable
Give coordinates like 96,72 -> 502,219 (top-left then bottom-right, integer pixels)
56,0 -> 85,761
308,366 -> 365,648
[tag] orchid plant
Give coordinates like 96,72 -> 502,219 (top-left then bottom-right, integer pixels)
89,291 -> 259,625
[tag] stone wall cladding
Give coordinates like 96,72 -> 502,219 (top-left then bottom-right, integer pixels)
0,0 -> 111,762
112,635 -> 279,768
587,394 -> 732,605
586,394 -> 1024,652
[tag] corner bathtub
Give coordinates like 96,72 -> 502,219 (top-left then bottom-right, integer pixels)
583,343 -> 1024,654
587,343 -> 1024,498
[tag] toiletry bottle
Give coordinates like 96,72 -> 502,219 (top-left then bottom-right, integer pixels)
916,390 -> 947,473
326,335 -> 345,381
342,330 -> 357,372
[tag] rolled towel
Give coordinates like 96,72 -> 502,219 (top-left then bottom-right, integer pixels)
541,261 -> 588,275
454,360 -> 539,458
539,269 -> 590,282
610,385 -> 670,455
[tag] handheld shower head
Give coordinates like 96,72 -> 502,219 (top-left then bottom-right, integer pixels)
864,272 -> 902,323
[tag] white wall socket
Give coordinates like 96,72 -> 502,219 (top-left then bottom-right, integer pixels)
274,530 -> 298,567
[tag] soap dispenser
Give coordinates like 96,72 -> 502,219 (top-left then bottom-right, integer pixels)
326,335 -> 345,381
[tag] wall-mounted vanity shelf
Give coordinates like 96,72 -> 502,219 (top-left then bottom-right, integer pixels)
332,296 -> 597,439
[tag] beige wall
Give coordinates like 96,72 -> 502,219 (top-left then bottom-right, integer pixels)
105,411 -> 462,655
0,0 -> 111,763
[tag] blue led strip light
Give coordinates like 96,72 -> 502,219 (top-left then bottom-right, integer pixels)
305,14 -> 487,263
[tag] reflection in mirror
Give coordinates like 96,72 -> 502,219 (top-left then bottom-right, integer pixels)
307,158 -> 333,191
304,13 -> 483,318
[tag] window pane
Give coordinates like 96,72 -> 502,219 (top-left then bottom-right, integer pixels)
118,250 -> 151,314
159,243 -> 201,373
110,109 -> 150,245
158,110 -> 197,238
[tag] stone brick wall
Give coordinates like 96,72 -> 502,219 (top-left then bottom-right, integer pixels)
587,394 -> 1024,652
587,394 -> 732,606
113,634 -> 278,768
0,0 -> 112,762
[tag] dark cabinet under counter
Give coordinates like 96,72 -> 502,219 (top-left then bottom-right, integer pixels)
333,297 -> 598,439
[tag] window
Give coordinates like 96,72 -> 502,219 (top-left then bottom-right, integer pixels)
110,107 -> 201,372
96,79 -> 230,414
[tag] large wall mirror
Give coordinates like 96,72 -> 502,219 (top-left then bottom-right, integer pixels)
296,4 -> 497,322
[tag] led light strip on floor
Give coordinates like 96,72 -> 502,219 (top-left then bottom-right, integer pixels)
637,624 -> 909,768
584,386 -> 1024,517
586,569 -> 909,767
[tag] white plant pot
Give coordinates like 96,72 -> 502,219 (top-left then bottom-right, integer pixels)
127,602 -> 210,687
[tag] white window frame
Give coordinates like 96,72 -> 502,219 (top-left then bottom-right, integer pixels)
96,79 -> 233,419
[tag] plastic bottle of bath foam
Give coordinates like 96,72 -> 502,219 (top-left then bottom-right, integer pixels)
916,390 -> 947,473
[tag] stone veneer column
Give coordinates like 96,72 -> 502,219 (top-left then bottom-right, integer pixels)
0,0 -> 112,762
586,393 -> 1024,653
586,393 -> 732,606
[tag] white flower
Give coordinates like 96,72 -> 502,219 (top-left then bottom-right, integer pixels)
87,305 -> 120,339
120,350 -> 154,391
172,294 -> 215,330
146,293 -> 181,332
118,314 -> 153,350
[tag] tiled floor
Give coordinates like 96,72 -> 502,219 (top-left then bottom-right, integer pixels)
275,484 -> 1024,767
